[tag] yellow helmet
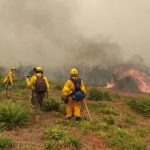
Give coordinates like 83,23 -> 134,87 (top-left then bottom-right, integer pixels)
11,67 -> 16,70
70,68 -> 78,75
35,66 -> 43,72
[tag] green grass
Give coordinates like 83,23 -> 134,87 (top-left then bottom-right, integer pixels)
136,128 -> 150,137
123,113 -> 136,124
0,134 -> 13,149
73,120 -> 110,133
0,102 -> 30,130
126,97 -> 150,117
103,116 -> 115,125
89,102 -> 118,115
108,128 -> 146,150
42,98 -> 60,112
0,83 -> 149,149
88,87 -> 112,101
12,79 -> 26,89
44,128 -> 81,149
61,118 -> 148,150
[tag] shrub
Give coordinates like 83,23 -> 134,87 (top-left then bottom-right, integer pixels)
126,98 -> 150,117
109,128 -> 146,150
0,102 -> 30,130
0,135 -> 13,149
53,82 -> 63,91
42,98 -> 60,112
44,128 -> 81,149
88,87 -> 112,101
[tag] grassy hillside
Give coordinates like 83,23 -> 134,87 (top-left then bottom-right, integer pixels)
0,82 -> 149,150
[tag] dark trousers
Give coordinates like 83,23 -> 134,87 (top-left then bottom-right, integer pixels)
31,91 -> 45,114
5,82 -> 12,98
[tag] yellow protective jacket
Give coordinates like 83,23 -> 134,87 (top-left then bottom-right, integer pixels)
4,70 -> 14,84
62,78 -> 86,96
26,73 -> 50,92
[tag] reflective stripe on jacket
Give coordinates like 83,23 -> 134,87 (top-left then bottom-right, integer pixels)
62,78 -> 86,96
4,70 -> 13,84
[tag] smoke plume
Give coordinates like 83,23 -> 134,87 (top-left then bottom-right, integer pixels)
0,0 -> 149,86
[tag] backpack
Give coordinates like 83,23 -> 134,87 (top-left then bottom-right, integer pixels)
70,78 -> 84,101
70,78 -> 81,92
34,76 -> 47,93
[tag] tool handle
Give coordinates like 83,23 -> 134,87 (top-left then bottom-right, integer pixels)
83,100 -> 92,121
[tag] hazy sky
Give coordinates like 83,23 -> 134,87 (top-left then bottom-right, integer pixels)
73,0 -> 150,61
0,0 -> 150,67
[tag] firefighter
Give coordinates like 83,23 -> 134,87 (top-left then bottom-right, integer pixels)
26,67 -> 50,116
26,67 -> 36,103
62,68 -> 86,121
3,67 -> 16,98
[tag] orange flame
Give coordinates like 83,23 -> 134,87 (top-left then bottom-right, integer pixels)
105,81 -> 115,89
121,69 -> 150,93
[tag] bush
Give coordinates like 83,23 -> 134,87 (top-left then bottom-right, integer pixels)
0,135 -> 13,149
53,82 -> 63,91
109,128 -> 146,150
42,98 -> 60,112
126,98 -> 150,117
44,128 -> 81,149
0,102 -> 30,130
88,87 -> 112,101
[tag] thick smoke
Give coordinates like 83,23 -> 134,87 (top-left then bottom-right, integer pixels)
0,0 -> 80,67
0,0 -> 123,79
0,0 -> 149,86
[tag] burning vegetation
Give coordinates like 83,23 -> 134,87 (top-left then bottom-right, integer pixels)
110,65 -> 150,93
1,55 -> 150,94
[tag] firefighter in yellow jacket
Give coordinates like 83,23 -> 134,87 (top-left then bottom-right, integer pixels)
26,67 -> 50,114
4,67 -> 16,87
62,68 -> 86,121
